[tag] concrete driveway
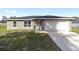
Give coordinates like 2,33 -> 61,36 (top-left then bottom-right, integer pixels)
47,31 -> 79,51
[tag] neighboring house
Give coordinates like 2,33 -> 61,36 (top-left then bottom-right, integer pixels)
5,16 -> 74,32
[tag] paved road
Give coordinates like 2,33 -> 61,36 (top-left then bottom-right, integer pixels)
47,31 -> 79,51
72,23 -> 79,28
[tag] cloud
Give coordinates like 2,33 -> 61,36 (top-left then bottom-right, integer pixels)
5,9 -> 9,13
5,9 -> 16,14
0,15 -> 2,20
11,10 -> 16,14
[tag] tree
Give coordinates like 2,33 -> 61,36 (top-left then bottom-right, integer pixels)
2,16 -> 7,20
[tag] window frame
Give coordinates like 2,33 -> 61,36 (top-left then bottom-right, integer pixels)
24,21 -> 31,27
24,21 -> 28,27
13,21 -> 16,27
28,21 -> 31,27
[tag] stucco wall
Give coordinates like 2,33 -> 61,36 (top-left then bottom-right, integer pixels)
7,19 -> 71,32
7,20 -> 34,30
44,20 -> 71,32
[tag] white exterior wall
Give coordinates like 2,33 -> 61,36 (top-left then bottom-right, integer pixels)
7,21 -> 34,30
44,20 -> 71,32
7,19 -> 71,32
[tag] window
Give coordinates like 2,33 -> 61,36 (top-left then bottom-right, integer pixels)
13,21 -> 16,27
24,21 -> 31,27
24,21 -> 27,27
28,21 -> 31,27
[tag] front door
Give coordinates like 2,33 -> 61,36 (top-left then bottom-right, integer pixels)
35,20 -> 43,31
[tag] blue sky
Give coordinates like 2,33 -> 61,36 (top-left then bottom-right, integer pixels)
0,8 -> 79,20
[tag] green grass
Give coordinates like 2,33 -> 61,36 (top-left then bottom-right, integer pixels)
0,24 -> 61,51
0,24 -> 7,35
0,31 -> 61,51
71,27 -> 79,33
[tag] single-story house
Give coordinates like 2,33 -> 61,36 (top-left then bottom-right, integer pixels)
5,16 -> 74,32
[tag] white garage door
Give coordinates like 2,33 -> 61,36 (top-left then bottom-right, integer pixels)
44,20 -> 70,31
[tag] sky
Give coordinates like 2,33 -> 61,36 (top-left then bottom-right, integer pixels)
0,8 -> 79,20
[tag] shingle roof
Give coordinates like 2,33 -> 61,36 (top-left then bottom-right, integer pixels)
8,15 -> 68,19
5,15 -> 74,21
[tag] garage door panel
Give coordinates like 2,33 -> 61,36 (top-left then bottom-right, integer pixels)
44,20 -> 69,31
44,21 -> 57,30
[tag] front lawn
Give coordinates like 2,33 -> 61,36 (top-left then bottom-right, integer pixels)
0,31 -> 61,51
0,24 -> 61,51
71,27 -> 79,33
0,24 -> 7,35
